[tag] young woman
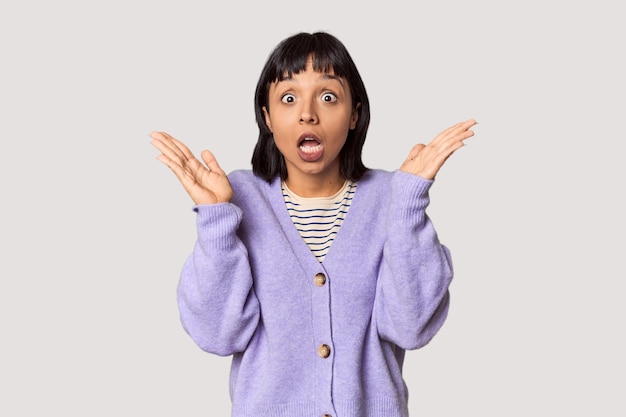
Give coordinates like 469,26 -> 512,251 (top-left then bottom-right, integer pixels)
151,31 -> 476,417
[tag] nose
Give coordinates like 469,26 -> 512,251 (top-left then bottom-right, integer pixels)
299,99 -> 318,124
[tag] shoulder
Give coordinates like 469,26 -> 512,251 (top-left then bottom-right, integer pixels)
357,168 -> 394,191
228,170 -> 278,205
228,169 -> 256,187
356,169 -> 433,203
361,168 -> 433,189
347,169 -> 394,209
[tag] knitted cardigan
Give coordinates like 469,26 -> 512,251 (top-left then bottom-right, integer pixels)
177,168 -> 453,417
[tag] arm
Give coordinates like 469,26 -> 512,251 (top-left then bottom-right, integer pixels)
151,131 -> 259,355
177,203 -> 260,356
375,172 -> 452,350
375,119 -> 476,349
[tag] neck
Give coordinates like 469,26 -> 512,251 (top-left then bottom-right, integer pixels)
284,170 -> 346,198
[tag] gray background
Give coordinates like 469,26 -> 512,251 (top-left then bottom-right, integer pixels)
1,0 -> 624,415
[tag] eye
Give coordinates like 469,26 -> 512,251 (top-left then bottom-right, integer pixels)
321,92 -> 337,103
281,94 -> 296,104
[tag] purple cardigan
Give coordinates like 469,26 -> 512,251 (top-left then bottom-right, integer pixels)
177,169 -> 453,417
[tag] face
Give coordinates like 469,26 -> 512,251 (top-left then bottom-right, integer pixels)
263,59 -> 359,194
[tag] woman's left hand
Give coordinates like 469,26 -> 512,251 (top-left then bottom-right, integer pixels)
400,119 -> 477,180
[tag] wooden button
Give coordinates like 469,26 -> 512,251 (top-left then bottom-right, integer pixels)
318,344 -> 331,358
314,273 -> 326,287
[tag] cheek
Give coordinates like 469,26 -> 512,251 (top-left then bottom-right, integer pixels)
272,133 -> 291,155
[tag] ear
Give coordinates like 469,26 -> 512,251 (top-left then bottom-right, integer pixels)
349,102 -> 361,130
262,106 -> 273,132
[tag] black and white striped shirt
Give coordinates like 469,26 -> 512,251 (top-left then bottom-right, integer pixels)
282,180 -> 357,263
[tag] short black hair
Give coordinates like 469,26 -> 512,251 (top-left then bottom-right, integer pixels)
252,32 -> 370,182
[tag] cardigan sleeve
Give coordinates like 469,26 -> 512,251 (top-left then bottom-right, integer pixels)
177,202 -> 260,356
374,170 -> 453,350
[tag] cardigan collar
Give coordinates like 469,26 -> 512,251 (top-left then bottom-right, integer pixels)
263,172 -> 368,274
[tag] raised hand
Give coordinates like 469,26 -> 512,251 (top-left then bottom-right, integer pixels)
400,119 -> 477,180
150,131 -> 234,205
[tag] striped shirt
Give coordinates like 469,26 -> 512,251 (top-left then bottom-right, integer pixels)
282,180 -> 357,263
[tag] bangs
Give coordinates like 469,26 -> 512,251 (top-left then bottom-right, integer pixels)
269,35 -> 351,82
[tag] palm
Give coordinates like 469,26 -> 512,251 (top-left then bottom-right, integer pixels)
400,119 -> 477,180
150,131 -> 233,205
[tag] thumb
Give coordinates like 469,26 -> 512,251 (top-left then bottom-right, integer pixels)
201,150 -> 227,175
406,143 -> 426,161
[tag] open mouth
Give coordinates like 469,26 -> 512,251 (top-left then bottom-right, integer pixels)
297,134 -> 324,162
299,137 -> 322,154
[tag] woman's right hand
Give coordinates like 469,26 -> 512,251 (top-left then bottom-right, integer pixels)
150,131 -> 233,205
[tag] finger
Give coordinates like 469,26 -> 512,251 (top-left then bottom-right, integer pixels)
152,139 -> 206,187
429,119 -> 477,147
201,150 -> 227,176
164,133 -> 197,162
441,127 -> 475,150
156,151 -> 210,197
426,128 -> 473,160
150,131 -> 189,162
155,152 -> 190,181
436,139 -> 466,163
431,133 -> 469,166
150,132 -> 176,155
402,119 -> 476,179
428,130 -> 472,167
151,132 -> 204,174
427,122 -> 464,146
151,138 -> 190,170
450,119 -> 477,140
